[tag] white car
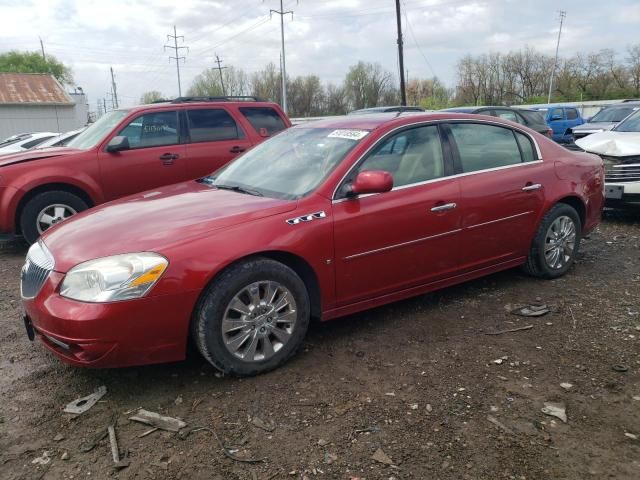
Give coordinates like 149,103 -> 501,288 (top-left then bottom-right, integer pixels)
34,127 -> 87,149
575,109 -> 640,207
0,132 -> 59,155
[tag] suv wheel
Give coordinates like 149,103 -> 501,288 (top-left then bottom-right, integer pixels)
523,203 -> 581,279
193,257 -> 310,376
20,191 -> 88,244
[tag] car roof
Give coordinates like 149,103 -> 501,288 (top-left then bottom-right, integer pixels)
123,97 -> 283,115
601,102 -> 640,109
292,112 -> 517,131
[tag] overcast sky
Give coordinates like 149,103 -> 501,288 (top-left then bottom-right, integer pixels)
1,0 -> 639,109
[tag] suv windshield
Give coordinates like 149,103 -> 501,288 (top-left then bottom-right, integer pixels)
590,106 -> 638,123
67,110 -> 128,150
614,110 -> 640,132
206,127 -> 368,200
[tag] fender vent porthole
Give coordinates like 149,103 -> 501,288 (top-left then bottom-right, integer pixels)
286,211 -> 327,225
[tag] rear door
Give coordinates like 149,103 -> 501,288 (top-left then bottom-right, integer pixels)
183,107 -> 254,178
445,121 -> 548,271
98,109 -> 187,201
332,124 -> 462,306
547,107 -> 566,141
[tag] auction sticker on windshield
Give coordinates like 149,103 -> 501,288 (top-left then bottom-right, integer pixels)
327,129 -> 369,140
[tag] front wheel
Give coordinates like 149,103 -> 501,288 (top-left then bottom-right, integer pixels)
193,258 -> 310,376
20,191 -> 88,245
523,203 -> 582,279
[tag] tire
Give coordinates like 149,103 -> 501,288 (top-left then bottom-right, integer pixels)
523,203 -> 582,279
193,257 -> 310,377
20,191 -> 88,245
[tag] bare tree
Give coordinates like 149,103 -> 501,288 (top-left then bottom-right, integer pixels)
627,44 -> 640,96
187,66 -> 248,97
344,61 -> 393,110
140,90 -> 165,104
249,62 -> 282,105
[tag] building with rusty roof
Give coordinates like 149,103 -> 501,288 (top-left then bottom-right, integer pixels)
0,73 -> 88,139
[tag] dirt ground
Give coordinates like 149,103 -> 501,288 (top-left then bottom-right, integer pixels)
0,210 -> 639,480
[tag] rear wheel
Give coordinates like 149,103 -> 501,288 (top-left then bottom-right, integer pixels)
523,203 -> 581,279
20,191 -> 88,244
193,257 -> 310,376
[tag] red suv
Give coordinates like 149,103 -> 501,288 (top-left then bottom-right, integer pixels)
0,96 -> 290,244
21,113 -> 604,376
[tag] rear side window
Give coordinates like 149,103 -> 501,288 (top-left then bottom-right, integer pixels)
495,110 -> 518,122
449,123 -> 522,173
550,108 -> 564,119
239,107 -> 287,136
520,110 -> 546,126
514,131 -> 536,162
566,109 -> 578,120
118,111 -> 178,148
187,109 -> 243,142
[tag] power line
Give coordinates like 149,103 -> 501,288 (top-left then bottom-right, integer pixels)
165,25 -> 188,97
547,10 -> 566,104
214,53 -> 228,95
268,0 -> 297,114
402,0 -> 436,78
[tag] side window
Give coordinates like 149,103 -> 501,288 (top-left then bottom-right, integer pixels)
550,108 -> 564,120
566,108 -> 578,120
495,110 -> 518,122
449,123 -> 522,173
239,107 -> 287,136
187,108 -> 243,143
514,131 -> 536,163
117,111 -> 178,149
357,125 -> 444,188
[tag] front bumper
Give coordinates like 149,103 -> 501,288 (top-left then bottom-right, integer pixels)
22,271 -> 200,368
604,181 -> 640,206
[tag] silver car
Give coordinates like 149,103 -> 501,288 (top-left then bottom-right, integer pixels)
572,103 -> 640,140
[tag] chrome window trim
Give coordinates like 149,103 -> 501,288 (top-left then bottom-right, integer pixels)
331,118 -> 543,201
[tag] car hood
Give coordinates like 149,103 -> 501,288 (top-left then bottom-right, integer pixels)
575,131 -> 640,157
0,147 -> 82,167
43,181 -> 297,272
572,122 -> 616,132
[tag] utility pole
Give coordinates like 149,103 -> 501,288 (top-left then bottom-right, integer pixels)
395,0 -> 407,106
39,37 -> 46,60
214,54 -> 227,96
269,1 -> 297,114
165,26 -> 188,97
103,98 -> 107,114
110,66 -> 119,109
547,10 -> 566,104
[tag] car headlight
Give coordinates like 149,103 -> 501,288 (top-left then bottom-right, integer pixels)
60,253 -> 168,302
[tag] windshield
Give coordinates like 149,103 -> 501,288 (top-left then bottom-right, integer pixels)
67,110 -> 128,150
614,109 -> 640,132
590,106 -> 638,123
205,127 -> 368,199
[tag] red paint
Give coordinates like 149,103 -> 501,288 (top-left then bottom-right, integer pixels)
0,101 -> 290,234
22,113 -> 604,368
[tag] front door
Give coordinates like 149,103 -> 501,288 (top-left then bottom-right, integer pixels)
332,124 -> 462,306
445,122 -> 547,271
99,109 -> 187,200
184,107 -> 254,178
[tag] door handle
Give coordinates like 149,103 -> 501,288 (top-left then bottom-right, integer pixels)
522,183 -> 542,191
159,153 -> 178,165
430,202 -> 457,212
229,146 -> 246,153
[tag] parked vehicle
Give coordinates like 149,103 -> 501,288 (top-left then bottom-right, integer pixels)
349,106 -> 425,115
34,127 -> 87,149
0,96 -> 290,244
571,102 -> 640,141
0,132 -> 59,155
531,106 -> 584,143
21,112 -> 604,375
441,106 -> 552,137
575,108 -> 640,207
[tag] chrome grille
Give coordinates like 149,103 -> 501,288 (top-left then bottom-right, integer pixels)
605,164 -> 640,183
20,242 -> 54,299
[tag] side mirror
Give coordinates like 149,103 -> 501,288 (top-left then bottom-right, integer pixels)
106,136 -> 130,153
348,170 -> 394,196
550,115 -> 563,121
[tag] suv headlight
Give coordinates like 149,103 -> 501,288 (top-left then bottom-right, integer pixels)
60,253 -> 168,302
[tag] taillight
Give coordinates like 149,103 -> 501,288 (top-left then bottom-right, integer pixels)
546,127 -> 553,137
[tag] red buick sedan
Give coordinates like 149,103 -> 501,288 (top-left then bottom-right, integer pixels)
21,113 -> 604,376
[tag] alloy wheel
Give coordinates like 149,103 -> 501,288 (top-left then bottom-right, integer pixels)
544,215 -> 576,269
36,204 -> 77,234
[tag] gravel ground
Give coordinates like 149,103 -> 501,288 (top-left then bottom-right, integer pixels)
0,210 -> 639,480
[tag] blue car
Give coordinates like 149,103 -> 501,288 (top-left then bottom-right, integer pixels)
532,106 -> 585,143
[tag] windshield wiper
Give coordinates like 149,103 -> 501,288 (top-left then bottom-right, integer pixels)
214,183 -> 263,197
